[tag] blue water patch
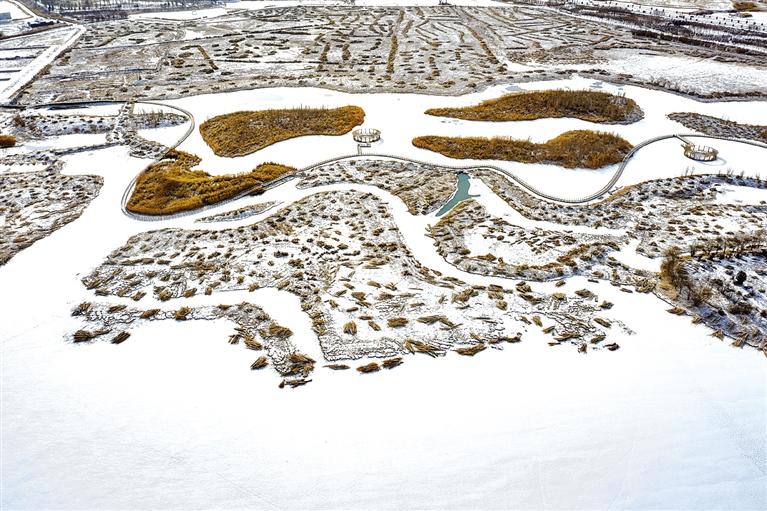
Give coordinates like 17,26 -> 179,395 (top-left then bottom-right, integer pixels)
436,172 -> 479,217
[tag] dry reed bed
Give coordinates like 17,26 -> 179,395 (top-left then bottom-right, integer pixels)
22,4 -> 749,104
70,300 -> 319,379
1,168 -> 103,266
413,130 -> 633,169
659,233 -> 767,351
199,106 -> 365,157
81,186 -> 616,371
475,170 -> 767,258
126,150 -> 294,215
298,158 -> 458,215
425,89 -> 642,124
667,112 -> 767,143
431,199 -> 633,283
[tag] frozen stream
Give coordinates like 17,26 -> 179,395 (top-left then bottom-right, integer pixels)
2,80 -> 766,509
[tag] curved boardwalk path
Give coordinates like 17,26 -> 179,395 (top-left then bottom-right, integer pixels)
14,100 -> 767,222
30,100 -> 761,220
118,128 -> 767,221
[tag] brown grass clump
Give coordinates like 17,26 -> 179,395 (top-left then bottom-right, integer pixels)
279,378 -> 311,388
417,315 -> 456,328
425,90 -> 639,124
251,356 -> 268,370
244,336 -> 263,351
357,362 -> 381,373
0,134 -> 16,148
126,150 -> 294,215
111,331 -> 131,344
382,357 -> 403,369
199,106 -> 365,157
343,321 -> 358,335
403,339 -> 442,357
593,317 -> 612,328
454,342 -> 486,356
413,131 -> 632,169
325,363 -> 350,370
71,302 -> 91,316
73,329 -> 109,342
387,317 -> 409,328
265,322 -> 293,339
175,306 -> 191,320
285,353 -> 315,377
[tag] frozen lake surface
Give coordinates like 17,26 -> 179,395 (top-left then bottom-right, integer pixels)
2,78 -> 766,509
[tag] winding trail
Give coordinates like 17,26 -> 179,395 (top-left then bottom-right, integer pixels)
13,99 -> 767,220
119,128 -> 767,221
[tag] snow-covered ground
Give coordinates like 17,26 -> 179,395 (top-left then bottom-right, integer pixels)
2,81 -> 767,508
3,271 -> 765,508
129,0 -> 511,18
603,52 -> 767,95
0,24 -> 85,103
130,6 -> 230,20
715,183 -> 767,205
157,76 -> 767,201
0,0 -> 32,19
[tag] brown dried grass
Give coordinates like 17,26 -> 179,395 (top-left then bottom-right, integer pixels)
199,106 -> 365,157
127,150 -> 294,215
412,131 -> 632,169
425,90 -> 639,123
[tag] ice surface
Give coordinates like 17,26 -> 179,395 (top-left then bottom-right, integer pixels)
2,78 -> 766,509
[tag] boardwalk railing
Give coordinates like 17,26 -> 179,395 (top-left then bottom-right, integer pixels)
120,133 -> 767,221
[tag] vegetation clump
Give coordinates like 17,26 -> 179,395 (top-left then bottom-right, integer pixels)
454,342 -> 487,356
199,106 -> 365,157
0,134 -> 17,148
382,357 -> 403,369
732,1 -> 760,11
667,112 -> 767,143
425,90 -> 641,124
357,362 -> 381,373
251,356 -> 268,370
413,130 -> 632,169
126,150 -> 294,215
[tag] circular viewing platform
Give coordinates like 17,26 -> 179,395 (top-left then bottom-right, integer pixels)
353,128 -> 381,144
683,143 -> 718,162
